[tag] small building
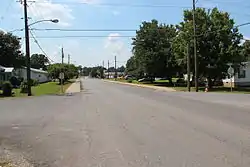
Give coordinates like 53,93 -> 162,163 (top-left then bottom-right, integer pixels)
222,62 -> 250,87
0,66 -> 50,83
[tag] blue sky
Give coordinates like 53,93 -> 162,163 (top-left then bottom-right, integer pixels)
0,0 -> 250,67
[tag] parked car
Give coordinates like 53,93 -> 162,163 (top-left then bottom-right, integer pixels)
138,78 -> 155,83
124,75 -> 134,80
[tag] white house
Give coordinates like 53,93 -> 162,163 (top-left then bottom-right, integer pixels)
0,66 -> 50,83
222,62 -> 250,87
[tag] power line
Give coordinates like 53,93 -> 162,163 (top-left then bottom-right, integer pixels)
26,35 -> 135,38
31,28 -> 137,32
29,30 -> 55,63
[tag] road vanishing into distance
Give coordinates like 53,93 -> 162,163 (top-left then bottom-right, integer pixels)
1,78 -> 250,167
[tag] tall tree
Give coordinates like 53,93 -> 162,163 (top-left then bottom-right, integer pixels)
242,40 -> 250,61
125,56 -> 144,78
30,54 -> 49,70
0,31 -> 24,67
132,20 -> 177,83
47,63 -> 78,81
117,66 -> 125,72
173,8 -> 244,87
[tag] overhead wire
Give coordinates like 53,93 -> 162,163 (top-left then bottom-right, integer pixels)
27,35 -> 135,39
29,30 -> 55,63
30,28 -> 137,32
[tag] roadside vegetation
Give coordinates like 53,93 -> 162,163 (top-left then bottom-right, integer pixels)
107,77 -> 250,94
122,7 -> 250,92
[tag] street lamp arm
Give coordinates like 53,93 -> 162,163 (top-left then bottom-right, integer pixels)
28,19 -> 59,27
234,22 -> 250,28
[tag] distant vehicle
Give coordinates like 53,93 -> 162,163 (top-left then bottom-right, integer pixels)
124,75 -> 134,80
138,78 -> 155,83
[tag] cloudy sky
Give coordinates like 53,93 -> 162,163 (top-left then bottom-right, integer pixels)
0,0 -> 250,67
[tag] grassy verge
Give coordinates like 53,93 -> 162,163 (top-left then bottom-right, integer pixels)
0,81 -> 73,98
173,86 -> 250,94
106,78 -> 250,94
0,161 -> 12,167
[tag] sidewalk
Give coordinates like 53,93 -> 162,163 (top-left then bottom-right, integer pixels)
65,79 -> 81,94
104,80 -> 176,92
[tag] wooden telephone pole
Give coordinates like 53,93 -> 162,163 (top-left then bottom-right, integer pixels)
23,0 -> 32,96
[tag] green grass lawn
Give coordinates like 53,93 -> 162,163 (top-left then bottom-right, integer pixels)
172,86 -> 250,94
0,81 -> 73,98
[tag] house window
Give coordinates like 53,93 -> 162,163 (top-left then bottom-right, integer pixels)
238,70 -> 246,78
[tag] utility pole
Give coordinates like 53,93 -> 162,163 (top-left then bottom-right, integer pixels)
23,0 -> 32,96
192,0 -> 198,92
187,43 -> 191,92
114,56 -> 117,80
102,60 -> 104,68
68,54 -> 70,64
61,47 -> 64,93
108,60 -> 110,79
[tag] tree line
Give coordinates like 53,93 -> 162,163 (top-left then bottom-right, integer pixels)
126,7 -> 250,87
79,66 -> 125,78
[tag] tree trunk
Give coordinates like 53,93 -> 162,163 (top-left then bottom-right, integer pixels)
168,77 -> 173,86
207,77 -> 213,88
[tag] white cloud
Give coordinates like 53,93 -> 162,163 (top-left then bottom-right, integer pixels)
0,28 -> 6,33
79,0 -> 99,4
104,33 -> 132,63
27,0 -> 74,27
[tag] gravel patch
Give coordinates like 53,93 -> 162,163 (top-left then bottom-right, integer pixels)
0,146 -> 33,167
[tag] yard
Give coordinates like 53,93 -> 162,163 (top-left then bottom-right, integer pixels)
0,81 -> 73,98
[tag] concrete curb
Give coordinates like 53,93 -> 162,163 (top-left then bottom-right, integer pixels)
103,80 -> 176,92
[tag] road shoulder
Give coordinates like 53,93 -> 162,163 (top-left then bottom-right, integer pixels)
103,79 -> 176,92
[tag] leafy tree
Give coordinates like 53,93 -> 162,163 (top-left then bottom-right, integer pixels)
242,40 -> 250,60
0,31 -> 24,67
125,56 -> 144,78
47,63 -> 78,82
90,66 -> 105,78
117,66 -> 125,72
82,67 -> 92,76
132,20 -> 177,83
30,54 -> 49,70
107,67 -> 116,72
173,8 -> 244,87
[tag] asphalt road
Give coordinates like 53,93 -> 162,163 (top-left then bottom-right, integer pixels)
1,78 -> 250,167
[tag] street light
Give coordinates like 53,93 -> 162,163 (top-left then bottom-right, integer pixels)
28,19 -> 59,27
24,18 -> 59,96
234,22 -> 250,29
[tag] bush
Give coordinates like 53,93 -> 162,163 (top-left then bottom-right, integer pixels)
2,81 -> 13,96
20,81 -> 28,93
0,81 -> 3,89
9,76 -> 22,88
175,78 -> 187,87
127,79 -> 133,83
31,79 -> 39,86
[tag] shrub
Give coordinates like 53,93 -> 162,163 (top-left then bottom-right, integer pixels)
2,81 -> 13,96
0,81 -> 3,89
127,79 -> 133,83
20,81 -> 28,93
31,79 -> 39,86
9,76 -> 22,88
